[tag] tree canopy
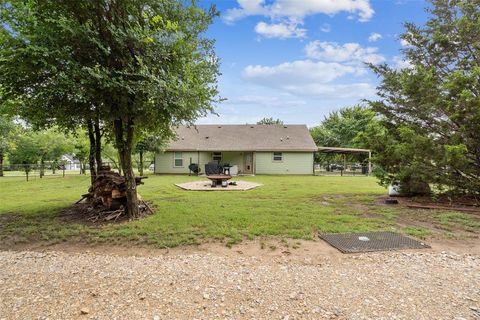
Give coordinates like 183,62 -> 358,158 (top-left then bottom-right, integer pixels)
257,117 -> 284,125
310,105 -> 375,148
366,0 -> 480,196
0,0 -> 221,217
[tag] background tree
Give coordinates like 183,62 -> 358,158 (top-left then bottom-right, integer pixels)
8,131 -> 41,181
135,136 -> 162,176
367,0 -> 480,197
257,117 -> 284,125
0,114 -> 15,177
72,136 -> 90,176
0,1 -> 221,218
102,142 -> 122,174
310,105 -> 376,164
310,105 -> 375,148
34,129 -> 73,178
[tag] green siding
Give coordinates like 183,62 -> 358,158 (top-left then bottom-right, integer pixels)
155,151 -> 246,174
254,152 -> 313,175
220,152 -> 245,172
155,151 -> 200,174
156,151 -> 313,175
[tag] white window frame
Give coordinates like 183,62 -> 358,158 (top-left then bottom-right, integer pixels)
212,152 -> 222,162
173,152 -> 183,167
273,152 -> 283,162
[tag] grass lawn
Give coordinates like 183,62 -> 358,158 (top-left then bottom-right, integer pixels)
0,174 -> 479,248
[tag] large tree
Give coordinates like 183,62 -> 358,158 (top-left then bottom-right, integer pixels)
310,105 -> 375,148
0,1 -> 220,217
367,0 -> 480,196
310,105 -> 376,165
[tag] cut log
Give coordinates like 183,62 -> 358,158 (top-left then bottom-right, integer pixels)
71,166 -> 153,222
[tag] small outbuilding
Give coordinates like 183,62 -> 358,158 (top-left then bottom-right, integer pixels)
154,124 -> 317,175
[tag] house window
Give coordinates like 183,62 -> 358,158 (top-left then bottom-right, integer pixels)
174,152 -> 183,167
273,152 -> 283,162
212,152 -> 222,162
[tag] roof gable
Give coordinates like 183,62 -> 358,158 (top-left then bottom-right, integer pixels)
164,124 -> 317,152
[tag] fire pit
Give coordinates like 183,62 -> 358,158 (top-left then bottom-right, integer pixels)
206,174 -> 232,187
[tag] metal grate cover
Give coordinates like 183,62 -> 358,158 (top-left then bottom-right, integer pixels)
319,231 -> 430,253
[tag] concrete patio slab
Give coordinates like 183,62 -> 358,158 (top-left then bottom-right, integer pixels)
175,180 -> 261,191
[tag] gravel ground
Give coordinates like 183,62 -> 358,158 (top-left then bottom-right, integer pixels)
0,249 -> 479,320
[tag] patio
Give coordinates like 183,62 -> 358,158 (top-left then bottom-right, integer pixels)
175,180 -> 261,191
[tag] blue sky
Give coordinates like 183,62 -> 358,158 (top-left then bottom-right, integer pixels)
197,0 -> 428,126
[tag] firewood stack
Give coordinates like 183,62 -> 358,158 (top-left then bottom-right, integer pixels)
87,165 -> 146,210
67,165 -> 153,223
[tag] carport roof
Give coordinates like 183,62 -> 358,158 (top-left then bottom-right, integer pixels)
317,147 -> 371,154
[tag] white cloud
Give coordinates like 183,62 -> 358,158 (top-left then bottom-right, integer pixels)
282,83 -> 376,99
305,41 -> 385,65
400,38 -> 411,47
243,60 -> 362,85
392,56 -> 413,70
223,0 -> 267,24
241,60 -> 375,99
254,21 -> 306,39
226,95 -> 306,107
224,0 -> 374,24
320,23 -> 331,33
368,32 -> 382,42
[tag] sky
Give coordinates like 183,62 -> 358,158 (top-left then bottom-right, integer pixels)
195,0 -> 429,126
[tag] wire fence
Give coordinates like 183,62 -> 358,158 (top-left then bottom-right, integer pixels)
0,161 -> 154,180
0,163 -> 87,179
314,162 -> 370,176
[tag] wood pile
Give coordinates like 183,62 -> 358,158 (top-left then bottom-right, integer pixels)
88,165 -> 146,210
72,165 -> 153,223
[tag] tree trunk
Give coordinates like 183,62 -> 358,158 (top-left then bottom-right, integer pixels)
40,158 -> 45,178
114,117 -> 139,219
87,120 -> 97,185
117,151 -> 123,176
139,151 -> 144,176
0,153 -> 3,177
94,116 -> 102,173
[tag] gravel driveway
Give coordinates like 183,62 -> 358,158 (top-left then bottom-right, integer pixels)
0,249 -> 479,320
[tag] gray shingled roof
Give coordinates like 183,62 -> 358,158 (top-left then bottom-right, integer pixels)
164,124 -> 317,152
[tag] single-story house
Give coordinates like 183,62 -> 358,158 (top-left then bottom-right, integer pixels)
154,124 -> 317,175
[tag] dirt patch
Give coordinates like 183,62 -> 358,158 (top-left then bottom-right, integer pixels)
379,195 -> 480,214
4,236 -> 480,260
0,213 -> 18,226
59,201 -> 154,225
